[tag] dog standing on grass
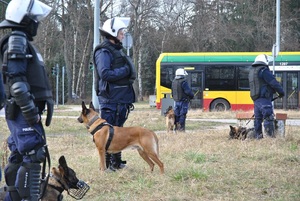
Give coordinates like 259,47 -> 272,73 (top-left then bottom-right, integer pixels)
164,106 -> 175,133
77,101 -> 164,174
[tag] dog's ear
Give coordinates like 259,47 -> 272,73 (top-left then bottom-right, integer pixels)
59,155 -> 67,167
81,101 -> 89,115
229,125 -> 234,131
89,102 -> 95,111
59,155 -> 69,173
82,101 -> 87,110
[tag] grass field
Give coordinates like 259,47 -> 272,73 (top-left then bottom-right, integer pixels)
0,102 -> 300,201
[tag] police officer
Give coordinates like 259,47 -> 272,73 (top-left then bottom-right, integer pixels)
93,17 -> 136,171
171,68 -> 194,132
0,0 -> 54,200
249,54 -> 284,139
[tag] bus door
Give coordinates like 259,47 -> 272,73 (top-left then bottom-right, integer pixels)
286,72 -> 299,109
187,71 -> 203,109
274,72 -> 299,109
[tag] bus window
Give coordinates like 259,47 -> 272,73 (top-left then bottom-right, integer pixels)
205,66 -> 235,90
161,66 -> 174,89
237,66 -> 250,90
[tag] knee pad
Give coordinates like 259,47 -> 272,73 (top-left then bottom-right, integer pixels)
4,162 -> 22,201
16,162 -> 41,200
4,162 -> 21,186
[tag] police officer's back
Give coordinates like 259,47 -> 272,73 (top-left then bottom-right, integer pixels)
248,54 -> 284,139
171,68 -> 194,131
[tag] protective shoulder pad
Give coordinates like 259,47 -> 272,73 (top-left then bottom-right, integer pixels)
7,31 -> 28,59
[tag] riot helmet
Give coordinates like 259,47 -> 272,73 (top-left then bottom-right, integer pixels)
0,0 -> 52,39
252,54 -> 274,66
100,18 -> 127,42
175,68 -> 188,76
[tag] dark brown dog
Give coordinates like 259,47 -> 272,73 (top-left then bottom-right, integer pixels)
77,101 -> 164,174
164,106 -> 175,133
41,155 -> 89,201
0,156 -> 89,201
229,125 -> 255,140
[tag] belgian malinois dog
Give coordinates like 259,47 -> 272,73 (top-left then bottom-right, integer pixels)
77,101 -> 164,174
41,155 -> 89,201
164,106 -> 175,133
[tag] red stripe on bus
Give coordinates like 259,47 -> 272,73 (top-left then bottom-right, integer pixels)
203,99 -> 253,111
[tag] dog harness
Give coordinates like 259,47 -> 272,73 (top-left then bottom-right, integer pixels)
90,122 -> 114,151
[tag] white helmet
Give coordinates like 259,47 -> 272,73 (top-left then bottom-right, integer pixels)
5,0 -> 52,24
252,54 -> 274,66
175,68 -> 188,76
100,18 -> 127,38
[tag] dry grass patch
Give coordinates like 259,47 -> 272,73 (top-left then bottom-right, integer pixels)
0,104 -> 300,201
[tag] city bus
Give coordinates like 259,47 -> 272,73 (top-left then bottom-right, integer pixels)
155,52 -> 300,111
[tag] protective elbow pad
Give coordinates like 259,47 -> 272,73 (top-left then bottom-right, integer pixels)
8,31 -> 28,59
10,82 -> 39,125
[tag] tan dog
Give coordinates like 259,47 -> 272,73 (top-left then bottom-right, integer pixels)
77,101 -> 164,174
164,106 -> 175,133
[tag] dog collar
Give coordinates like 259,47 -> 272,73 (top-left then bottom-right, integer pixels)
88,115 -> 100,128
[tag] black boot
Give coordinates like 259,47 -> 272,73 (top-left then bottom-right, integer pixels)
105,153 -> 115,172
111,152 -> 126,170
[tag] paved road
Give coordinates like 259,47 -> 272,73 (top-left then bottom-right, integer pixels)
1,109 -> 300,126
188,118 -> 300,126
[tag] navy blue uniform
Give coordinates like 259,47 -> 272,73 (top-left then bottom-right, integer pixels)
249,64 -> 284,138
0,32 -> 53,201
172,76 -> 194,131
93,39 -> 135,169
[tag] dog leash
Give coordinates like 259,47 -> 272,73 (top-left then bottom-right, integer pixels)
30,125 -> 51,200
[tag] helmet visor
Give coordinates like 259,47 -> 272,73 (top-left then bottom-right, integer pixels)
28,0 -> 52,22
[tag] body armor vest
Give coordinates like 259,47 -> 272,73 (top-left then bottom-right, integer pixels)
172,78 -> 188,101
249,66 -> 266,101
93,40 -> 133,93
0,33 -> 52,101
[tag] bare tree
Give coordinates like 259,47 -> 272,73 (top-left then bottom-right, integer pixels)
10,0 -> 298,103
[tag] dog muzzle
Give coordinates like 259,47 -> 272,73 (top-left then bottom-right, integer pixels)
68,180 -> 90,200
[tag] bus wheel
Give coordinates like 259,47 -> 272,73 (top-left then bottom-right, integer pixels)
210,99 -> 230,111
